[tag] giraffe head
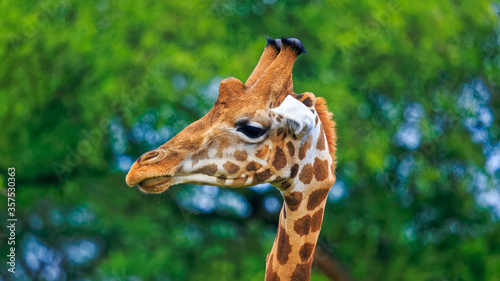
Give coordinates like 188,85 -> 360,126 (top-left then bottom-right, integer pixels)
126,38 -> 336,194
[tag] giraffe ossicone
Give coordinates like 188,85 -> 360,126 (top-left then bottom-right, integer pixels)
126,37 -> 337,281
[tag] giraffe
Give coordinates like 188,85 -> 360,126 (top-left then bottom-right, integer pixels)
126,37 -> 337,281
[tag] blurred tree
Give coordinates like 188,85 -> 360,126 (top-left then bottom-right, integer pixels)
1,0 -> 499,280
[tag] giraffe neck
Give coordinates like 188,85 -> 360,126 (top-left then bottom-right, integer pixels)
265,187 -> 329,281
265,180 -> 331,281
263,99 -> 335,281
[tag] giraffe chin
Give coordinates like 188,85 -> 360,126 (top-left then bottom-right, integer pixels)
138,177 -> 172,194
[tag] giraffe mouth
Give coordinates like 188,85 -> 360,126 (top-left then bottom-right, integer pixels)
138,176 -> 172,193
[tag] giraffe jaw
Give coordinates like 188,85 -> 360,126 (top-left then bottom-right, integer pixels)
137,176 -> 172,194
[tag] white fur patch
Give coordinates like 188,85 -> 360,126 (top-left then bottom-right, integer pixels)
270,95 -> 315,139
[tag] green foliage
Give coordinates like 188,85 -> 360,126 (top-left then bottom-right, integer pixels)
1,0 -> 499,280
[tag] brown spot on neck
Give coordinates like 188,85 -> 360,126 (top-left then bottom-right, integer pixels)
286,141 -> 295,157
299,243 -> 315,262
299,163 -> 313,184
276,225 -> 292,265
284,192 -> 303,211
290,164 -> 299,178
266,271 -> 280,281
298,137 -> 312,160
312,157 -> 329,181
307,189 -> 330,211
311,208 -> 324,232
291,263 -> 312,281
294,215 -> 312,236
316,124 -> 326,150
265,254 -> 280,281
272,147 -> 287,171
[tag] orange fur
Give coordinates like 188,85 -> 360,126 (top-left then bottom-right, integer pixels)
315,97 -> 337,165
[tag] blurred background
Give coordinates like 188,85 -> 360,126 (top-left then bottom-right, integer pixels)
1,0 -> 500,280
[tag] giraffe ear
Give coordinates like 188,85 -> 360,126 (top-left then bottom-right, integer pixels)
270,95 -> 315,139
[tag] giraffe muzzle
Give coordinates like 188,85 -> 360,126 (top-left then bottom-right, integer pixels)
125,148 -> 177,193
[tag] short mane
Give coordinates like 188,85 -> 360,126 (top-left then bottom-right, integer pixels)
315,97 -> 337,166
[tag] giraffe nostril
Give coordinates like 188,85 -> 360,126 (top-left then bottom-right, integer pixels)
140,150 -> 161,164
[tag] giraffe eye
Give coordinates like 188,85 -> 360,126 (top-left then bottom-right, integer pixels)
237,125 -> 267,139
